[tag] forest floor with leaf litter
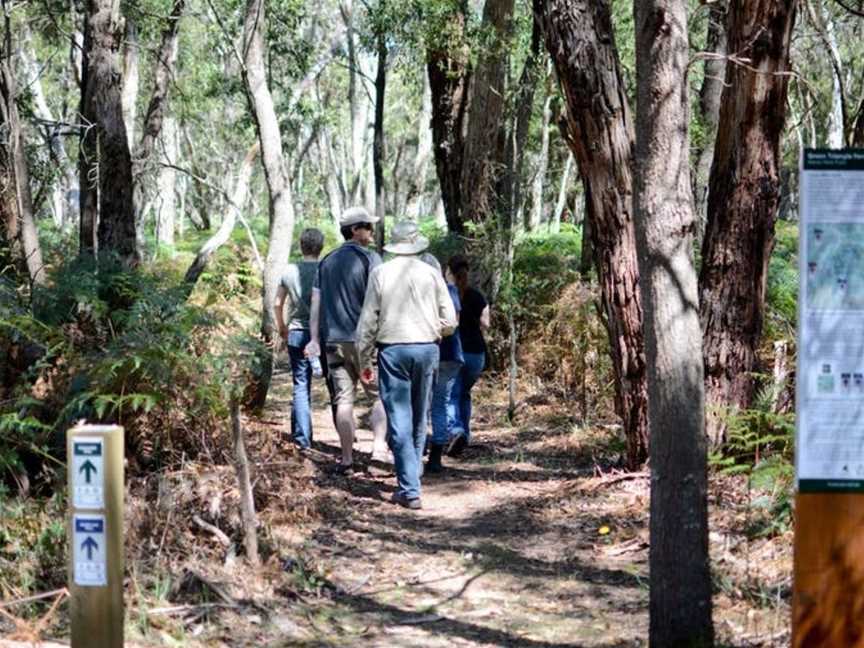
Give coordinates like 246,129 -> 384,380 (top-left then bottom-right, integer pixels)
2,358 -> 792,647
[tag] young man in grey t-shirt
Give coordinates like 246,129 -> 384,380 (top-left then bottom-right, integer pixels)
276,228 -> 324,449
305,207 -> 387,473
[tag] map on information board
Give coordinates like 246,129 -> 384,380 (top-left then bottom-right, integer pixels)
806,224 -> 864,310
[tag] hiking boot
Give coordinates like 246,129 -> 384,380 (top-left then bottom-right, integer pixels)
446,432 -> 468,457
390,492 -> 422,510
426,444 -> 445,474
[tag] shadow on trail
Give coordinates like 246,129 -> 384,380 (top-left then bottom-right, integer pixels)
329,508 -> 641,588
318,585 -> 639,648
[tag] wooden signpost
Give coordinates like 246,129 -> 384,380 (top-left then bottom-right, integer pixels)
794,150 -> 864,646
67,424 -> 124,648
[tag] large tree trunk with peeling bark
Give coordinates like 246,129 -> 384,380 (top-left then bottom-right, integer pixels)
537,0 -> 648,468
1,32 -> 45,286
460,0 -> 515,223
633,0 -> 713,643
78,0 -> 137,264
698,0 -> 797,447
427,1 -> 470,234
242,0 -> 297,410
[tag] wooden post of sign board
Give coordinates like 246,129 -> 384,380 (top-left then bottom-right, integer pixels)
67,425 -> 124,648
793,493 -> 864,645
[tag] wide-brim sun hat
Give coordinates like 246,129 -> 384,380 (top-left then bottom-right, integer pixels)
384,220 -> 429,255
340,206 -> 380,227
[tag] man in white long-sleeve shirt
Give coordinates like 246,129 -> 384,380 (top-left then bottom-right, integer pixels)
356,221 -> 457,510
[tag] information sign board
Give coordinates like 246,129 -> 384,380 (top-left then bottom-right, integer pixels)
798,149 -> 864,492
73,514 -> 107,587
71,437 -> 104,509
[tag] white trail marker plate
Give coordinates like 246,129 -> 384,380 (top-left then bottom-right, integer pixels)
73,514 -> 107,586
72,437 -> 104,509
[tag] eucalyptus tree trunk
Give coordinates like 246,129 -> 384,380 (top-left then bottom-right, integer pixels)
21,24 -> 69,229
528,91 -> 552,231
552,152 -> 573,234
372,29 -> 386,252
461,0 -> 515,224
427,0 -> 470,234
698,0 -> 797,447
155,115 -> 178,249
181,128 -> 212,231
537,0 -> 648,468
500,8 -> 543,224
805,0 -> 844,147
242,0 -> 297,409
78,0 -> 137,264
342,0 -> 372,205
185,143 -> 259,289
405,75 -> 433,220
633,0 -> 713,643
854,104 -> 864,147
1,37 -> 45,285
133,0 -> 185,253
692,1 -> 726,227
121,20 -> 140,151
318,130 -> 343,225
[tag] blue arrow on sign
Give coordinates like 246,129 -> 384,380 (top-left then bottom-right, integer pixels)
81,536 -> 99,560
79,459 -> 97,483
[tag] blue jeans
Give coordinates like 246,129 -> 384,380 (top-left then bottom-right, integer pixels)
287,329 -> 313,448
452,352 -> 485,442
378,343 -> 439,500
431,361 -> 463,445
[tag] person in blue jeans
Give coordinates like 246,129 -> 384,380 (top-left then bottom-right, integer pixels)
356,221 -> 457,509
427,278 -> 463,473
447,255 -> 490,456
276,228 -> 325,449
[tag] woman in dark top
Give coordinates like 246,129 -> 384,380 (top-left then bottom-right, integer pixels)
447,255 -> 490,456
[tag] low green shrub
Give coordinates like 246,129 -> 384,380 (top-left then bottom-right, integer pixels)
0,254 -> 259,489
710,375 -> 795,538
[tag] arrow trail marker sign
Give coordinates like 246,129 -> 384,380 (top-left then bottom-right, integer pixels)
72,438 -> 104,509
73,514 -> 107,586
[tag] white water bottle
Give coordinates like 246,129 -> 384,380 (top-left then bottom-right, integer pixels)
310,354 -> 323,378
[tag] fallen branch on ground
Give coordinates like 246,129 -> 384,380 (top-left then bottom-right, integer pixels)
192,515 -> 232,547
578,471 -> 649,493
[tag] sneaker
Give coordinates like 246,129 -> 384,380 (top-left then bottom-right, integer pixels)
390,492 -> 422,510
446,432 -> 468,457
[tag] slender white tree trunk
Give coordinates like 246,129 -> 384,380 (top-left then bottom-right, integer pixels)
824,10 -> 844,147
551,152 -> 573,234
122,20 -> 140,154
406,75 -> 434,220
156,115 -> 178,249
184,143 -> 258,286
529,94 -> 553,231
20,25 -> 67,228
243,0 -> 297,408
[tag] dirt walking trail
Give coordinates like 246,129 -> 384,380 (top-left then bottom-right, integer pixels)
260,361 -> 651,648
234,361 -> 788,648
